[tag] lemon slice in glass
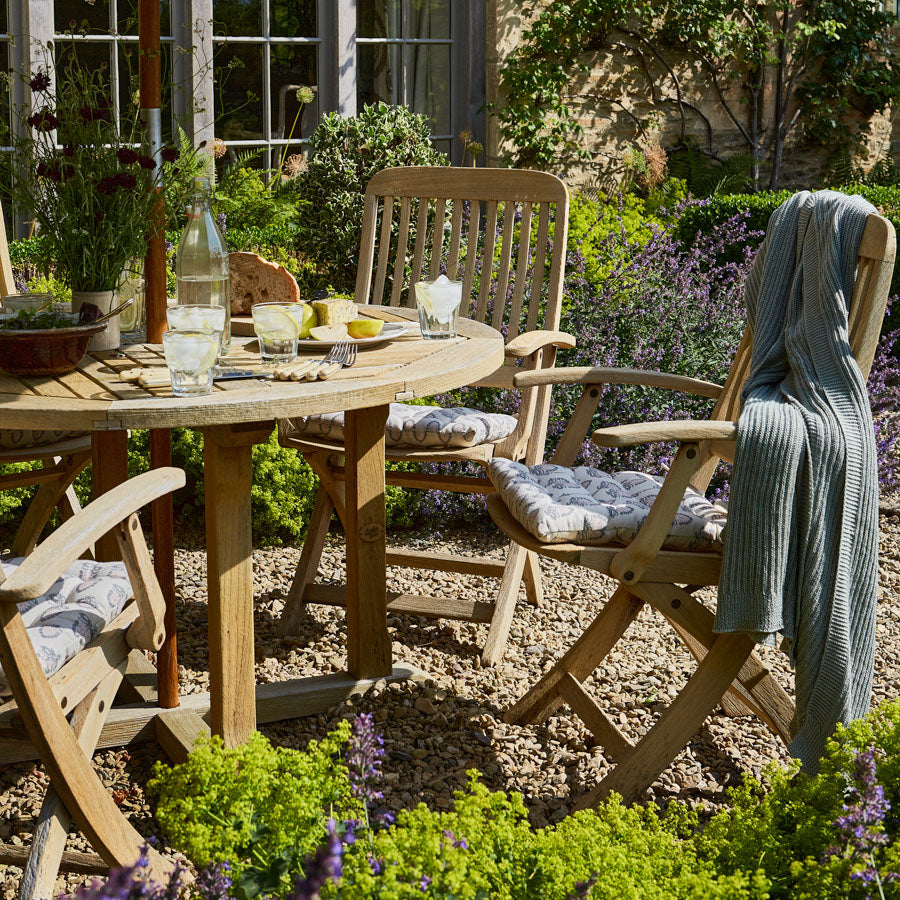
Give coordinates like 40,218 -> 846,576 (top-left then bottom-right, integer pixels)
252,304 -> 301,341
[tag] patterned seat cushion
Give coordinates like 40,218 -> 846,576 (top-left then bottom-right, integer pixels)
489,459 -> 727,550
0,558 -> 133,693
0,430 -> 86,451
286,403 -> 518,449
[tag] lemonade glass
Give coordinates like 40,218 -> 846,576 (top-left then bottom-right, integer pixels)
251,302 -> 301,364
162,329 -> 219,396
167,304 -> 227,355
414,275 -> 463,339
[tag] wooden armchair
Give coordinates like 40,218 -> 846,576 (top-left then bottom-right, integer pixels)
278,166 -> 573,664
0,468 -> 185,896
486,212 -> 895,805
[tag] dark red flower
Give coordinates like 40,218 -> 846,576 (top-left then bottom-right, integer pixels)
61,144 -> 75,158
116,172 -> 137,189
35,161 -> 48,177
137,155 -> 156,170
117,147 -> 139,165
60,163 -> 75,181
44,162 -> 62,183
160,144 -> 180,163
79,104 -> 111,123
96,175 -> 118,195
26,109 -> 59,131
29,70 -> 51,92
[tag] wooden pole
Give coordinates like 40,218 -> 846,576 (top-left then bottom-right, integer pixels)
140,0 -> 178,709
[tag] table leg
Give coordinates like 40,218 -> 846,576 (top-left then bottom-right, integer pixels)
204,426 -> 256,745
91,432 -> 128,562
150,428 -> 178,709
345,405 -> 392,679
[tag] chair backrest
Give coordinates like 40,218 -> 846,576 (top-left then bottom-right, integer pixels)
711,212 -> 896,423
353,166 -> 570,339
0,198 -> 16,300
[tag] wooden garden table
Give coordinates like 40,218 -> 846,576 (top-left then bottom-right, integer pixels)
0,307 -> 503,756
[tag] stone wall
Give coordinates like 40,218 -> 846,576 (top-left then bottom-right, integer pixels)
486,0 -> 900,191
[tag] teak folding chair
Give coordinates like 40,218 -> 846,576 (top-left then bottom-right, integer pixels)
0,468 -> 185,897
486,212 -> 895,805
278,166 -> 573,664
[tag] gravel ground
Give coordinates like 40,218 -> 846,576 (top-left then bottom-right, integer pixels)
2,511 -> 899,895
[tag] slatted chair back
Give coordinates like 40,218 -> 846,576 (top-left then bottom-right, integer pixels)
690,212 -> 895,491
0,199 -> 15,300
354,167 -> 569,341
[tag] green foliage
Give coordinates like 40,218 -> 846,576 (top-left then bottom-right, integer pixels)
293,102 -> 448,293
666,145 -> 754,198
339,776 -> 767,899
692,699 -> 900,899
496,1 -> 899,188
149,727 -> 362,898
214,160 -> 300,232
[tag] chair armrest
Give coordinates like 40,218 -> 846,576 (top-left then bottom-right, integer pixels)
504,330 -> 577,358
592,420 -> 738,448
513,366 -> 723,398
0,467 -> 185,604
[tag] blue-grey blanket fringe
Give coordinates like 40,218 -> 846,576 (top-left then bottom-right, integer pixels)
716,190 -> 879,772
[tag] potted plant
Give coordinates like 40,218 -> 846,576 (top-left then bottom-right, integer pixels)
5,55 -> 187,349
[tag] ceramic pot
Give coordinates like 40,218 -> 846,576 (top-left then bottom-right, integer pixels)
71,290 -> 120,350
0,323 -> 106,375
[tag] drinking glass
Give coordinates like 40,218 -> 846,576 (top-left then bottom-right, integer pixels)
414,276 -> 463,339
251,302 -> 301,364
168,304 -> 227,355
162,329 -> 219,396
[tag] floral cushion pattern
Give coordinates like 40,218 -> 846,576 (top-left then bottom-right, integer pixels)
489,460 -> 727,550
0,430 -> 85,451
0,558 -> 133,693
285,403 -> 518,449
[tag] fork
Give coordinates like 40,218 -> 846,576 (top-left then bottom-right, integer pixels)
274,343 -> 344,381
308,341 -> 358,380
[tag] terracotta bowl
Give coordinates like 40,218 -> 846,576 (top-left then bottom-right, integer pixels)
0,323 -> 107,376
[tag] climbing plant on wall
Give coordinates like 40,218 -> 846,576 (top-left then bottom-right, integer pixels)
497,0 -> 900,190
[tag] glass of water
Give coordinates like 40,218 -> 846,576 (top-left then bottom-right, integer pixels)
414,275 -> 463,339
167,304 -> 227,356
162,330 -> 219,396
251,303 -> 301,364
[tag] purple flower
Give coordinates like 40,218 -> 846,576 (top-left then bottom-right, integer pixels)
194,861 -> 233,900
368,857 -> 384,875
69,845 -> 188,900
288,818 -> 344,900
418,874 -> 432,892
442,829 -> 468,850
822,748 -> 899,897
216,212 -> 227,235
117,147 -> 140,165
161,144 -> 180,163
568,871 -> 599,899
345,712 -> 385,805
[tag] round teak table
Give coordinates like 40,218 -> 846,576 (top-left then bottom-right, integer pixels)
0,307 -> 503,750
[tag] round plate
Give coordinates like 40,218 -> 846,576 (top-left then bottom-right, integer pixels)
296,321 -> 411,349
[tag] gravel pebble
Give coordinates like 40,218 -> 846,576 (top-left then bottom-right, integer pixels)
2,515 -> 899,894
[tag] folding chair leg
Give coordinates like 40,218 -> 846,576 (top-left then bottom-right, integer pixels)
575,631 -> 756,808
506,586 -> 643,725
279,486 -> 335,637
0,606 -> 172,880
20,665 -> 123,900
522,550 -> 543,608
481,541 -> 529,666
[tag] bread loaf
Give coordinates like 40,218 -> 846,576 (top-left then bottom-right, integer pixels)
311,295 -> 357,326
229,252 -> 300,315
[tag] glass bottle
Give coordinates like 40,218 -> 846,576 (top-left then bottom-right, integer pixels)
175,176 -> 231,353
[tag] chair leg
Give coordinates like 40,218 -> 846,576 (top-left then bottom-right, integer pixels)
506,586 -> 644,725
0,607 -> 173,880
522,550 -> 543,608
278,486 -> 335,637
636,583 -> 795,745
19,666 -> 123,900
575,631 -> 756,808
480,540 -> 529,666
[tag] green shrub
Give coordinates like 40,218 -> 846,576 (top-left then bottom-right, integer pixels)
294,102 -> 448,293
149,726 -> 362,898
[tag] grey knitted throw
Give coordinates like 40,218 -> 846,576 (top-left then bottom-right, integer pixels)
716,190 -> 879,772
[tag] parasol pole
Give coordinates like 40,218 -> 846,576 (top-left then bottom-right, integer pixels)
140,0 -> 179,709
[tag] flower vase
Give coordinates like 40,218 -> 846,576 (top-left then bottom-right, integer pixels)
71,290 -> 120,351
